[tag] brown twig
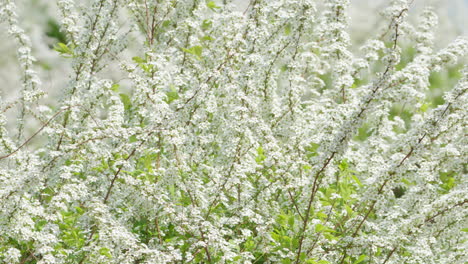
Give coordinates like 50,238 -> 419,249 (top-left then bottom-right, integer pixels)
0,106 -> 71,160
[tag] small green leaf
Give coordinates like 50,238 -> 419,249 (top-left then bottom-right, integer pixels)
419,102 -> 431,112
192,46 -> 203,58
111,84 -> 120,92
255,146 -> 266,164
202,19 -> 212,30
162,20 -> 171,27
35,219 -> 48,231
317,212 -> 327,219
352,175 -> 363,187
284,23 -> 292,35
323,233 -> 337,241
165,85 -> 179,104
244,237 -> 255,251
129,135 -> 138,143
315,223 -> 325,232
201,35 -> 214,42
119,93 -> 132,111
53,42 -> 75,58
132,56 -> 146,63
169,184 -> 176,198
345,204 -> 353,216
182,46 -> 203,60
45,19 -> 68,44
353,255 -> 367,264
288,215 -> 295,228
305,143 -> 320,158
99,247 -> 112,258
339,159 -> 349,171
207,1 -> 220,10
376,247 -> 382,256
74,206 -> 84,214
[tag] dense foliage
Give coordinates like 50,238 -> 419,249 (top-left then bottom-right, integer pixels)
0,0 -> 467,263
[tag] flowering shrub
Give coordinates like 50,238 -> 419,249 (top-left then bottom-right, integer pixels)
0,0 -> 467,263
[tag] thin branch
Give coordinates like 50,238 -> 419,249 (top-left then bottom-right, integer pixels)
0,106 -> 71,160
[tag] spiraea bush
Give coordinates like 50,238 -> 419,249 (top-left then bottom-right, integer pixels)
0,0 -> 467,263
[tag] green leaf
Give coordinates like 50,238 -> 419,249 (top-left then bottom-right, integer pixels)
271,231 -> 281,242
338,159 -> 349,171
132,56 -> 154,73
305,143 -> 320,158
129,135 -> 138,143
284,23 -> 292,36
345,204 -> 353,216
277,214 -> 287,227
35,219 -> 48,231
162,20 -> 171,27
169,184 -> 176,198
143,153 -> 154,173
323,233 -> 337,241
182,46 -> 203,60
111,84 -> 120,92
353,255 -> 367,264
45,19 -> 68,44
74,206 -> 84,214
201,35 -> 214,42
255,146 -> 266,164
202,19 -> 212,30
288,215 -> 295,228
305,259 -> 330,264
316,212 -> 328,220
419,102 -> 431,112
99,247 -> 112,258
243,237 -> 255,251
41,187 -> 55,202
191,46 -> 203,58
352,175 -> 363,187
207,1 -> 220,10
461,228 -> 468,232
165,85 -> 179,104
315,223 -> 336,236
356,123 -> 372,141
132,56 -> 146,63
53,42 -> 75,58
315,223 -> 325,232
119,93 -> 132,111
